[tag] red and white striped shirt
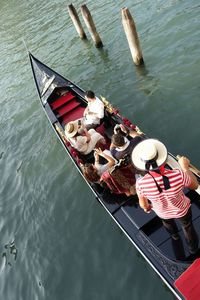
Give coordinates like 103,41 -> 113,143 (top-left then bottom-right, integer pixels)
136,169 -> 191,219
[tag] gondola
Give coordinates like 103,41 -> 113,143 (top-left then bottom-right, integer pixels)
29,52 -> 200,300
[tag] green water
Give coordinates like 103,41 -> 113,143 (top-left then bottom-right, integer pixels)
0,1 -> 199,299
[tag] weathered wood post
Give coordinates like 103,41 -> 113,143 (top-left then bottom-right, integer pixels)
68,4 -> 87,39
121,7 -> 144,66
81,4 -> 103,48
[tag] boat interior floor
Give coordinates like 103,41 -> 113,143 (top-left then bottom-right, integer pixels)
113,189 -> 200,262
95,181 -> 200,262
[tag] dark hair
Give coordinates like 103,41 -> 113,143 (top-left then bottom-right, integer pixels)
82,164 -> 100,183
114,126 -> 127,137
112,134 -> 125,147
85,90 -> 95,99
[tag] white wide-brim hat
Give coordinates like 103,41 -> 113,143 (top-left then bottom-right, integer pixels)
64,121 -> 78,138
131,139 -> 168,171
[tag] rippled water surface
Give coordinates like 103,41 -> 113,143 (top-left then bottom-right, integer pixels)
0,1 -> 200,299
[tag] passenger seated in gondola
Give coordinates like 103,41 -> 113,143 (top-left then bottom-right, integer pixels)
82,150 -> 136,196
93,124 -> 143,196
82,90 -> 104,129
110,124 -> 143,161
93,148 -> 117,176
64,120 -> 105,155
100,164 -> 137,196
82,148 -> 116,179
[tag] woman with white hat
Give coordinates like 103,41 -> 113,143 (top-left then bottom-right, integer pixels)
65,121 -> 105,155
131,138 -> 199,254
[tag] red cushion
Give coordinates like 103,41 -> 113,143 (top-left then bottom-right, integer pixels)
50,92 -> 75,110
174,259 -> 200,300
56,101 -> 80,117
61,106 -> 85,125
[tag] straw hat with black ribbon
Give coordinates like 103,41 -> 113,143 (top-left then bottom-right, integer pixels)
132,139 -> 170,193
64,121 -> 79,138
131,139 -> 168,171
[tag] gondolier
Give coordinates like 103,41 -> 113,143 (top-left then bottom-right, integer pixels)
132,138 -> 199,254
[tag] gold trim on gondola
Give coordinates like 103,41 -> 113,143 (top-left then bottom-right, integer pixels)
100,95 -> 116,114
54,123 -> 68,143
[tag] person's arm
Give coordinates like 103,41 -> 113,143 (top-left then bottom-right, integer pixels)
178,156 -> 198,190
84,128 -> 91,142
97,100 -> 104,119
119,124 -> 140,138
95,149 -> 116,168
138,194 -> 152,213
94,151 -> 99,163
129,130 -> 140,138
109,142 -> 115,151
83,106 -> 88,117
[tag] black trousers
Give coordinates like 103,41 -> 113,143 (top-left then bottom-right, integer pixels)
161,208 -> 198,249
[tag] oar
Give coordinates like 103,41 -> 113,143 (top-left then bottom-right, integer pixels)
176,155 -> 200,177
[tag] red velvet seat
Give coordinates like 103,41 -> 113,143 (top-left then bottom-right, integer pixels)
175,258 -> 200,300
50,92 -> 75,110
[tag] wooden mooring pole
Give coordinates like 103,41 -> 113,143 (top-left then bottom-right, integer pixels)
81,4 -> 103,48
121,7 -> 144,66
68,4 -> 87,39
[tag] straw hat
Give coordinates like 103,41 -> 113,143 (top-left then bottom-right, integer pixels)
131,139 -> 168,171
64,121 -> 78,138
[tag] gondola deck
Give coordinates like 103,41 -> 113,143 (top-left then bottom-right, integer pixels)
29,52 -> 200,300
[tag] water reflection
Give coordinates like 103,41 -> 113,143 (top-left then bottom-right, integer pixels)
0,241 -> 18,273
98,48 -> 110,63
134,64 -> 160,96
135,64 -> 149,77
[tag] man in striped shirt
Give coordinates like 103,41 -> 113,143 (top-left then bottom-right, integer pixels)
131,139 -> 199,254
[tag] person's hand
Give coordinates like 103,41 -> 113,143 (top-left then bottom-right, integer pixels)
144,205 -> 152,213
178,156 -> 190,172
94,151 -> 99,161
94,148 -> 103,155
119,124 -> 127,133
